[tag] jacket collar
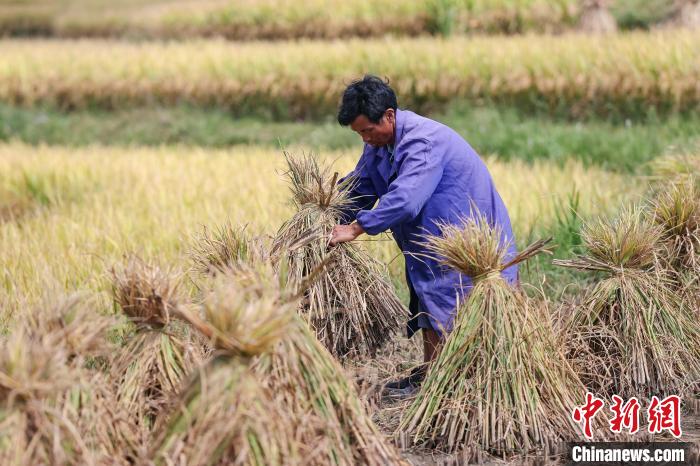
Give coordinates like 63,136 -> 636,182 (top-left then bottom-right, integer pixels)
394,108 -> 407,147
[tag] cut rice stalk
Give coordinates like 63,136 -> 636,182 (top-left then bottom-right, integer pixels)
271,152 -> 407,359
253,314 -> 408,466
648,176 -> 700,316
153,265 -> 299,466
0,326 -> 111,465
190,222 -> 267,277
555,206 -> 700,400
110,255 -> 204,436
400,214 -> 599,458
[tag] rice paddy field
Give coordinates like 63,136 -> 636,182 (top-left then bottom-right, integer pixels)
1,1 -> 700,464
1,31 -> 699,118
0,0 -> 681,39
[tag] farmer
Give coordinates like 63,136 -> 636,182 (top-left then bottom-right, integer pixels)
330,75 -> 519,395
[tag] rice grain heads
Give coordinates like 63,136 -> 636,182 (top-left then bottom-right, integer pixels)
191,228 -> 406,465
272,152 -> 407,359
651,176 -> 700,290
400,215 -> 595,459
0,297 -> 138,465
555,206 -> 700,401
110,256 -> 204,438
152,264 -> 298,466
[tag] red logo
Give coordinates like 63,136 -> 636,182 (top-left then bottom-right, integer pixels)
647,395 -> 682,438
572,393 -> 683,439
572,392 -> 605,439
609,395 -> 640,434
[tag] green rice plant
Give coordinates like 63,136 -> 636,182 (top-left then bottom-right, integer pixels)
110,255 -> 204,437
399,214 -> 597,458
271,152 -> 407,359
555,206 -> 700,400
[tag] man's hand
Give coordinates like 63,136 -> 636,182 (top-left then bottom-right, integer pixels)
330,222 -> 365,246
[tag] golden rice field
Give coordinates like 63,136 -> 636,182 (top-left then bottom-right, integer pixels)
1,31 -> 698,117
0,142 -> 639,327
0,0 -> 580,39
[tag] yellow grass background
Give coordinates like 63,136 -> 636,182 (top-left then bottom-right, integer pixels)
0,143 -> 640,326
1,31 -> 698,114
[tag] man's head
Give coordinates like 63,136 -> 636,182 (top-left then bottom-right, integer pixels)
337,75 -> 397,148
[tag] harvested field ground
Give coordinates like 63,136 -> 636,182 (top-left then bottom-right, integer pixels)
2,143 -> 697,463
353,335 -> 700,465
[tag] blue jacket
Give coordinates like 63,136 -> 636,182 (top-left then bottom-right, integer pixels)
340,109 -> 518,334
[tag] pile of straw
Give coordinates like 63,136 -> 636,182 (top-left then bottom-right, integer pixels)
578,0 -> 617,33
190,222 -> 265,277
0,297 -> 138,465
152,264 -> 298,466
555,207 -> 700,400
110,256 -> 204,436
400,215 -> 595,458
272,152 -> 406,358
190,232 -> 406,465
254,314 -> 407,466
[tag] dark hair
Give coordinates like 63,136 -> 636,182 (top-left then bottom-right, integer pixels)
337,75 -> 398,126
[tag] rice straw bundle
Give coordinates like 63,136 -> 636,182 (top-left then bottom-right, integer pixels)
578,0 -> 617,34
272,152 -> 407,358
400,215 -> 595,458
555,207 -> 700,400
651,176 -> 700,304
190,222 -> 266,277
190,228 -> 406,465
22,293 -> 116,361
110,256 -> 204,435
0,326 -> 94,465
253,313 -> 408,466
0,296 -> 143,465
152,265 -> 298,466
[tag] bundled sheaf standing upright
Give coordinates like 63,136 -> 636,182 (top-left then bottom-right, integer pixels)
190,225 -> 407,465
110,256 -> 204,437
555,206 -> 700,400
254,311 -> 408,466
648,154 -> 700,313
271,152 -> 407,358
0,296 -> 139,465
152,264 -> 301,466
400,215 -> 595,458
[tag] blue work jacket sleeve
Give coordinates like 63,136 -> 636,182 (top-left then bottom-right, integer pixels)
356,138 -> 443,235
337,155 -> 378,225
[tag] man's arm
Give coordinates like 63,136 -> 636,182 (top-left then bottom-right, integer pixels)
355,138 -> 442,235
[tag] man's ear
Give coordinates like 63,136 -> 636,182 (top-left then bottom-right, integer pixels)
384,108 -> 395,125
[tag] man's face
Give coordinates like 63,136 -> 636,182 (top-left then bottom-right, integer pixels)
349,109 -> 395,148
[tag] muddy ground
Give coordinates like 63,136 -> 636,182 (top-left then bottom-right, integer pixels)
349,334 -> 700,465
